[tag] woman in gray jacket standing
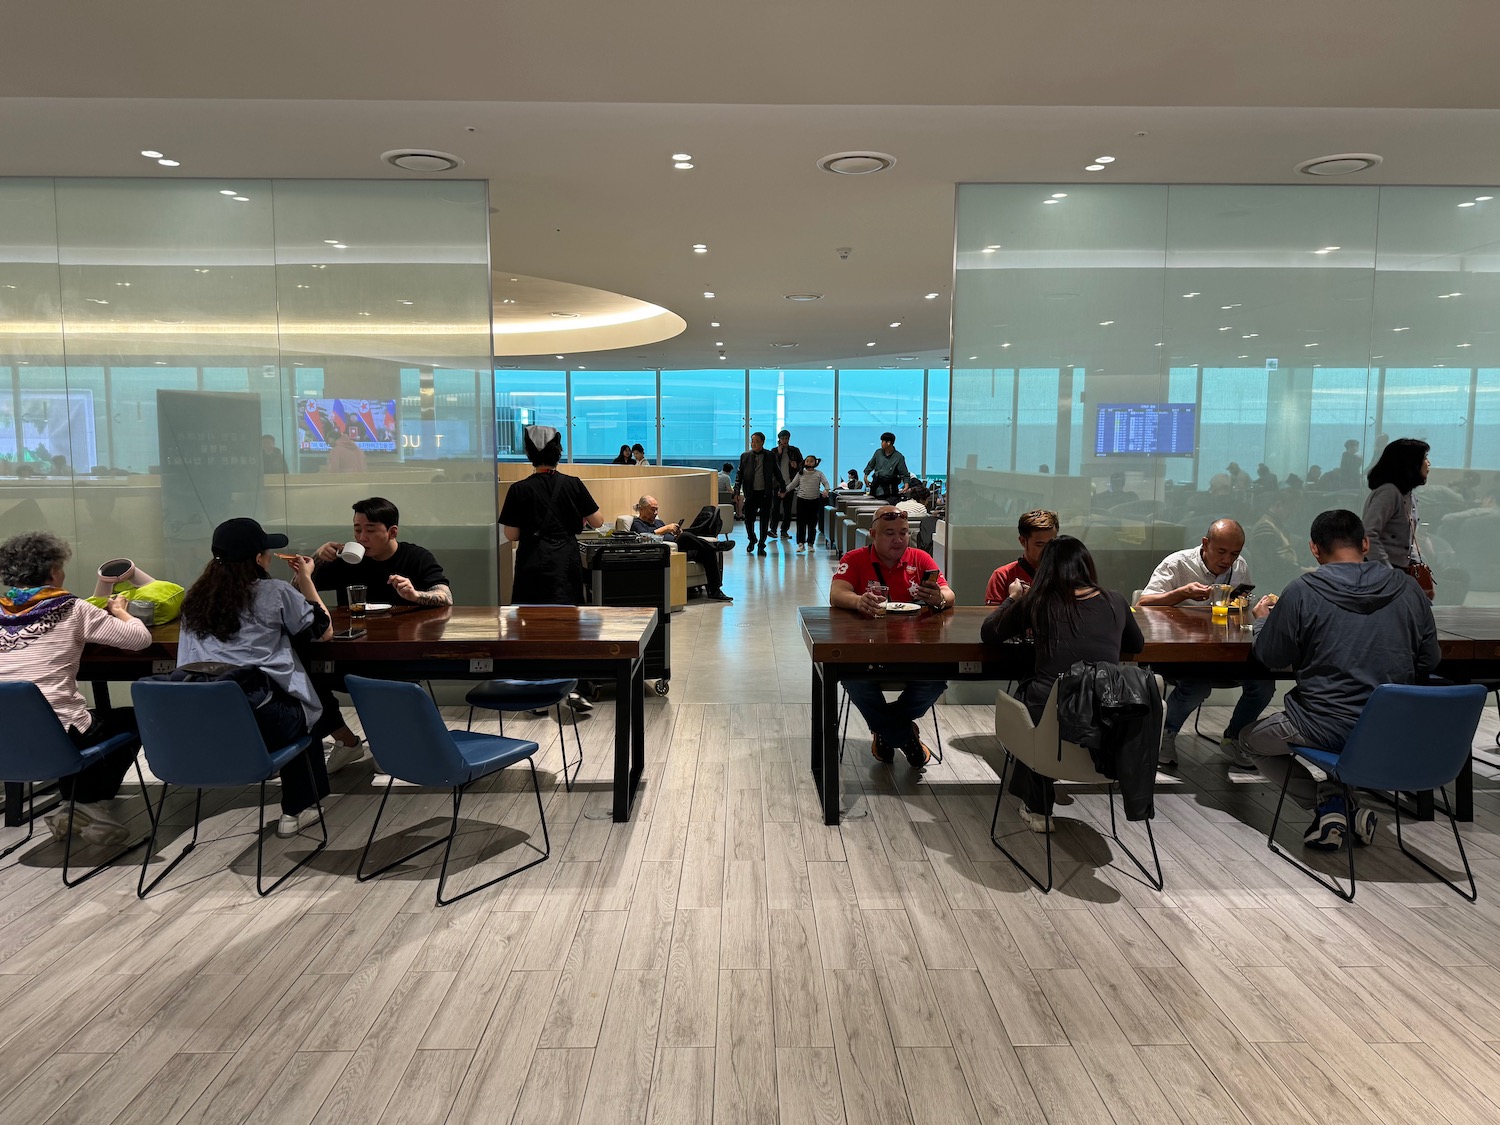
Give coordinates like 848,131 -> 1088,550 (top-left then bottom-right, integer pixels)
1361,437 -> 1432,594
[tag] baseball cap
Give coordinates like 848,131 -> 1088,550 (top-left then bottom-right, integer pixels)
211,517 -> 289,562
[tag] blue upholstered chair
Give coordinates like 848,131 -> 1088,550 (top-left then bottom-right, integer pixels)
0,682 -> 153,886
131,680 -> 326,898
1267,683 -> 1486,902
464,678 -> 583,791
346,675 -> 549,907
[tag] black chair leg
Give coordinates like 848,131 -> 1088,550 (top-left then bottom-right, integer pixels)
0,783 -> 35,861
466,705 -> 475,732
1394,784 -> 1477,902
988,752 -> 1054,893
138,784 -> 205,899
1106,787 -> 1163,891
1266,770 -> 1356,902
929,707 -> 944,765
256,755 -> 328,897
556,705 -> 584,792
62,757 -> 155,889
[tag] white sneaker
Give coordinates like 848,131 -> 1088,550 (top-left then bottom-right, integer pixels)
324,741 -> 365,775
1221,736 -> 1256,770
276,807 -> 323,838
1018,802 -> 1054,834
1158,730 -> 1178,768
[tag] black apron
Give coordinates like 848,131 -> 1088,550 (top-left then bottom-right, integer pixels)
511,471 -> 585,605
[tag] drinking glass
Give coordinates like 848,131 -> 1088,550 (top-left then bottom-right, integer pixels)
348,585 -> 367,622
866,581 -> 889,617
1209,583 -> 1232,621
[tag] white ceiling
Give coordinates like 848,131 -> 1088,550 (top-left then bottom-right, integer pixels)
4,1 -> 1500,370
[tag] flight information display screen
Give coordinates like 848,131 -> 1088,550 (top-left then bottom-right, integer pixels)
1094,403 -> 1196,456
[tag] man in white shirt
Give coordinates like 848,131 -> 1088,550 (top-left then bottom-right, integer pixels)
1138,518 -> 1273,768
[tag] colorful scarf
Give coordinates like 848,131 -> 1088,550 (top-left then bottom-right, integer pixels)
0,586 -> 76,637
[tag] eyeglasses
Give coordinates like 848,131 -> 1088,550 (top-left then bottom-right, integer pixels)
874,512 -> 909,523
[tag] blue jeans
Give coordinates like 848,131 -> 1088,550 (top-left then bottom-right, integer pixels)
844,680 -> 948,749
1164,678 -> 1274,739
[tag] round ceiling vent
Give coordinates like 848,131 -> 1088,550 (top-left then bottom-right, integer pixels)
770,341 -> 800,348
1294,153 -> 1383,177
381,149 -> 464,173
783,293 -> 823,302
817,151 -> 897,176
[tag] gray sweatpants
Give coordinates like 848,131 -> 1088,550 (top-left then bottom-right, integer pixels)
1240,711 -> 1342,812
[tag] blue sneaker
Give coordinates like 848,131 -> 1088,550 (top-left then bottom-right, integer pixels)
1303,796 -> 1347,851
1350,806 -> 1378,847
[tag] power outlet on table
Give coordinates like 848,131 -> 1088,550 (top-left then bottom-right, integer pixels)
959,661 -> 982,674
151,660 -> 172,675
470,658 -> 493,673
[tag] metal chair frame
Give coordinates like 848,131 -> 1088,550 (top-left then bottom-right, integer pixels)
357,757 -> 551,907
466,698 -> 583,792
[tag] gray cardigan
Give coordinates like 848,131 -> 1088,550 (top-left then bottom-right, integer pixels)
1361,482 -> 1413,567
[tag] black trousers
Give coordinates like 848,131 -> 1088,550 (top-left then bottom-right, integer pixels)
675,533 -> 725,592
64,709 -> 143,803
795,497 -> 824,544
776,491 -> 797,534
743,489 -> 776,546
253,692 -> 331,816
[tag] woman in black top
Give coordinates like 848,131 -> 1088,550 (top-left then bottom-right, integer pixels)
611,445 -> 633,465
500,426 -> 604,605
981,536 -> 1143,827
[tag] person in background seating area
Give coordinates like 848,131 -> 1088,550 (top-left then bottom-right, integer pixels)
0,530 -> 152,846
632,494 -> 734,602
771,430 -> 802,540
611,445 -> 634,465
786,454 -> 831,552
631,443 -> 650,467
829,506 -> 955,768
844,470 -> 861,492
1243,508 -> 1439,851
864,432 -> 913,500
896,483 -> 930,518
735,431 -> 785,556
985,509 -> 1059,604
1138,518 -> 1272,769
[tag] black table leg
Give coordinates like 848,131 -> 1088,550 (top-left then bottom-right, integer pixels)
811,664 -> 824,796
1456,757 -> 1474,822
822,669 -> 841,826
629,658 -> 646,801
613,659 -> 634,822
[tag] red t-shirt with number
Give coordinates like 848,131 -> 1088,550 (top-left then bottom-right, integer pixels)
832,546 -> 948,603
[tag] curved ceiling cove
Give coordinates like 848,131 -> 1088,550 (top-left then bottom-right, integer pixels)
492,272 -> 684,356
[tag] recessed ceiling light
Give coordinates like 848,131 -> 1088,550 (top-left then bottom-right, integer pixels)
783,293 -> 822,301
981,247 -> 1000,253
1001,342 -> 1012,348
889,321 -> 902,328
1294,153 -> 1383,176
1372,355 -> 1384,359
924,293 -> 940,300
232,196 -> 249,202
771,342 -> 799,348
1221,304 -> 1240,309
672,153 -> 692,161
193,268 -> 209,274
1183,292 -> 1200,298
85,298 -> 108,305
879,365 -> 897,369
1085,165 -> 1105,172
1242,333 -> 1259,338
1392,326 -> 1410,332
968,356 -> 979,361
1095,156 -> 1115,164
1219,326 -> 1233,332
1459,202 -> 1477,208
115,281 -> 130,287
898,356 -> 916,361
1458,342 -> 1472,348
550,311 -> 579,319
816,151 -> 897,176
555,355 -> 564,359
715,341 -> 724,346
703,291 -> 715,299
866,342 -> 877,347
140,150 -> 164,159
1051,193 -> 1068,199
499,298 -> 516,304
674,162 -> 694,170
158,159 -> 180,167
1043,199 -> 1059,205
219,190 -> 237,196
398,300 -> 414,306
710,321 -> 720,327
331,242 -> 346,248
324,239 -> 339,244
154,360 -> 167,366
1304,342 -> 1318,347
1477,196 -> 1494,202
1238,355 -> 1249,360
692,244 -> 708,253
1098,320 -> 1114,326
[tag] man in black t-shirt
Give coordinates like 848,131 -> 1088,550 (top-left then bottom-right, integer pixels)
312,497 -> 452,607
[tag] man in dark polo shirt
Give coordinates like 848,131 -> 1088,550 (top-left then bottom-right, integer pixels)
312,496 -> 451,606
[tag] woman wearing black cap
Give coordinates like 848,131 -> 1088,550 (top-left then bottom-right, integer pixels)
499,426 -> 604,606
177,517 -> 335,838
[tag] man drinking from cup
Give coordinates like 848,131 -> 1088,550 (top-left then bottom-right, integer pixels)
829,505 -> 955,768
312,496 -> 451,608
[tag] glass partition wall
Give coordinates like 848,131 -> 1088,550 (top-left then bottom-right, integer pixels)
949,183 -> 1500,610
0,177 -> 497,602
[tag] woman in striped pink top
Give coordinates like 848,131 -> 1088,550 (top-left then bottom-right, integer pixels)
0,531 -> 152,846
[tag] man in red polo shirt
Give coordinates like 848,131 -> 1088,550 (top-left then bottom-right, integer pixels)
984,509 -> 1059,604
830,505 -> 955,768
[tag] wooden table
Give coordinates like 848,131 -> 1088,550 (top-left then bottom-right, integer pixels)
74,605 -> 659,824
801,603 -> 1500,826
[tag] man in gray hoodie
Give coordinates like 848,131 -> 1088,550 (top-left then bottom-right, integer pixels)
1243,508 -> 1440,851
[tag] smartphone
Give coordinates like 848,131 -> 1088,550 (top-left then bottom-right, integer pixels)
332,627 -> 367,640
922,568 -> 940,584
1229,583 -> 1256,601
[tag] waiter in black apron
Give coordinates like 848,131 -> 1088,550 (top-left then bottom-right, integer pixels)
501,425 -> 604,605
500,425 -> 605,708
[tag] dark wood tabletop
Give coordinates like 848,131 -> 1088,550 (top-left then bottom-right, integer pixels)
83,605 -> 659,664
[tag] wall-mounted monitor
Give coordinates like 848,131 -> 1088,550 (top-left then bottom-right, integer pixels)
1094,402 -> 1196,457
297,398 -> 398,453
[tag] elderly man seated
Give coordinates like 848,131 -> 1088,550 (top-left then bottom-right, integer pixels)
632,495 -> 734,602
829,505 -> 955,768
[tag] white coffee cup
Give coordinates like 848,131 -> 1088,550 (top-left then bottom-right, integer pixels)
339,542 -> 366,565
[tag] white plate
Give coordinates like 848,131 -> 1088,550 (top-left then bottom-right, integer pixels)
361,602 -> 393,613
882,601 -> 923,614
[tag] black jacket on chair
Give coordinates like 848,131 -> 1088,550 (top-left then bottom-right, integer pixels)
1055,660 -> 1162,821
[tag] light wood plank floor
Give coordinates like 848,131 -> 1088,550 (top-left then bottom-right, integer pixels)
8,539 -> 1500,1123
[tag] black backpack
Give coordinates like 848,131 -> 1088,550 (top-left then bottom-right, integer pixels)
684,504 -> 724,538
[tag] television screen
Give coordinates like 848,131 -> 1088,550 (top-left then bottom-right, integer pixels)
1094,403 -> 1196,457
297,398 -> 398,453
